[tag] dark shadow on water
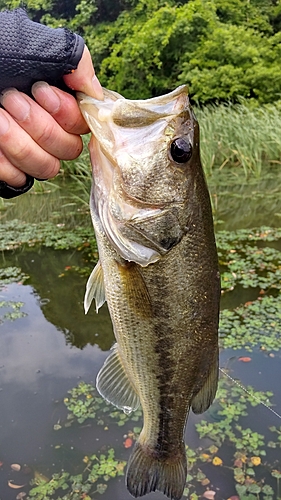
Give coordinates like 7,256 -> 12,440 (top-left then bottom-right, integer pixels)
1,248 -> 114,351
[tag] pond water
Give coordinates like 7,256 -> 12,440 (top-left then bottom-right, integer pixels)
0,172 -> 281,500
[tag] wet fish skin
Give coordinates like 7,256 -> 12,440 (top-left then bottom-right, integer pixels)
78,86 -> 220,500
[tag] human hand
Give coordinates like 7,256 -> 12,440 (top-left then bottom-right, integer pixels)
0,46 -> 103,189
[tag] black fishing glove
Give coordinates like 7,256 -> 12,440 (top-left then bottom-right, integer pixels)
0,8 -> 85,198
0,8 -> 84,94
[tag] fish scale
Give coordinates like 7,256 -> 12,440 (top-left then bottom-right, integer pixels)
78,85 -> 220,500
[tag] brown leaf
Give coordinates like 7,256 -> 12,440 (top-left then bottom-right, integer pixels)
234,458 -> 243,468
16,493 -> 27,500
201,478 -> 210,486
123,438 -> 133,448
8,480 -> 26,489
238,357 -> 251,362
11,464 -> 21,472
203,491 -> 216,499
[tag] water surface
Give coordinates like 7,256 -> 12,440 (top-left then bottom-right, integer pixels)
0,174 -> 280,499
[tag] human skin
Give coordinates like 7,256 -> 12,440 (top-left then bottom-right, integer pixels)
0,46 -> 103,188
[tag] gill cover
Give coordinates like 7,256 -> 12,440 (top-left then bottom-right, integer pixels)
78,86 -> 193,266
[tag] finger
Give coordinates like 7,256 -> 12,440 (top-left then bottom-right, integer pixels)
32,82 -> 90,135
1,88 -> 83,160
0,108 -> 60,180
63,46 -> 104,100
0,147 -> 26,188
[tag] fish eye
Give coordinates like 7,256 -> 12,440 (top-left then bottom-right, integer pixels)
170,138 -> 192,164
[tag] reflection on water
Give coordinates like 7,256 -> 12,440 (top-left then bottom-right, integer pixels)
1,171 -> 281,231
0,178 -> 92,228
2,248 -> 113,351
0,174 -> 280,499
210,171 -> 281,230
0,281 -> 109,500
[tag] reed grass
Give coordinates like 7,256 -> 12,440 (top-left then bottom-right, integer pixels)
196,102 -> 281,178
60,103 -> 281,182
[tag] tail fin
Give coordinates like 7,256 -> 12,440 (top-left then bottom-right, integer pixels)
126,441 -> 187,500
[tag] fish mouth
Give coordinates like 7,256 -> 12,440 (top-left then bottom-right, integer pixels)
79,86 -> 191,266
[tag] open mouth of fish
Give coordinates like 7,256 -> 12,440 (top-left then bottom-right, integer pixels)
78,86 -> 195,266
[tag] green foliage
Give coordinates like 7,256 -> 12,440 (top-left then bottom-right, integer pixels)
27,448 -> 126,499
1,0 -> 280,104
217,226 -> 281,291
0,266 -> 29,288
198,99 -> 281,176
63,381 -> 142,427
0,299 -> 27,322
0,219 -> 98,260
219,295 -> 281,352
179,23 -> 281,104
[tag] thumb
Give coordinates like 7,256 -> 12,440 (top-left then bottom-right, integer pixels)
63,46 -> 104,100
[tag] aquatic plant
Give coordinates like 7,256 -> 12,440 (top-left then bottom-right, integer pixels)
219,295 -> 281,352
1,217 -> 281,498
27,448 -> 126,500
0,219 -> 98,262
0,299 -> 27,323
62,381 -> 142,428
197,103 -> 281,178
0,266 -> 29,288
48,372 -> 280,499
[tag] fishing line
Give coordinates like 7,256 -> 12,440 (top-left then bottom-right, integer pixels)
219,367 -> 281,421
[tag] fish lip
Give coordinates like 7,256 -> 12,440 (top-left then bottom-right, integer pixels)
77,85 -> 190,130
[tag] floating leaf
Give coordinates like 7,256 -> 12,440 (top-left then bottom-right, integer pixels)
272,470 -> 281,479
8,480 -> 26,489
123,438 -> 133,448
201,478 -> 210,486
208,445 -> 218,454
203,491 -> 216,499
234,458 -> 243,468
11,463 -> 21,471
212,456 -> 223,466
34,471 -> 49,483
247,483 -> 261,494
97,484 -> 107,495
16,493 -> 26,500
262,485 -> 274,495
251,456 -> 261,466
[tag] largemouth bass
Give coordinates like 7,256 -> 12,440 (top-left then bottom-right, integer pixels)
77,86 -> 220,500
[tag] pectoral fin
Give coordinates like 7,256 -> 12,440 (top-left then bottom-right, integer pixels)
96,344 -> 140,414
191,352 -> 219,414
84,261 -> 106,314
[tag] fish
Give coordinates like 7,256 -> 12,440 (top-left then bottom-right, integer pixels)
77,85 -> 220,500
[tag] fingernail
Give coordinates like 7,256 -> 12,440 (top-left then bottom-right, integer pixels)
0,88 -> 31,121
92,76 -> 104,100
32,81 -> 61,113
0,111 -> 10,136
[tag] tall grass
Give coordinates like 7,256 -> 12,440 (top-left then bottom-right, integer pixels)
60,103 -> 281,182
197,102 -> 281,178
